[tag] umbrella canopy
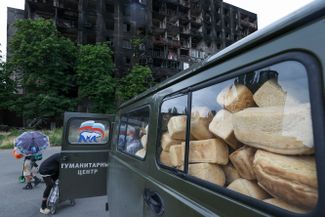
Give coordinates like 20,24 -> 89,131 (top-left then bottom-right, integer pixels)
15,131 -> 50,155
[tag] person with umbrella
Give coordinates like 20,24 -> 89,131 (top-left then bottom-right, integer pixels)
21,153 -> 42,189
14,131 -> 50,189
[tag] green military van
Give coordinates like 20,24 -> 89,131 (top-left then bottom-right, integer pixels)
58,1 -> 325,216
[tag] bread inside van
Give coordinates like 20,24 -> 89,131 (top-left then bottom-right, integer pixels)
209,109 -> 242,149
254,150 -> 317,209
233,103 -> 314,155
159,55 -> 319,214
216,84 -> 256,112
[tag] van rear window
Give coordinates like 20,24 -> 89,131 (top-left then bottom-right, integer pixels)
67,119 -> 110,145
158,60 -> 317,214
117,107 -> 149,159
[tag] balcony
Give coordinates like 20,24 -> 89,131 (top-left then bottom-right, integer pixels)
190,5 -> 202,15
204,14 -> 212,24
56,18 -> 77,28
180,27 -> 190,34
152,51 -> 166,59
153,27 -> 166,35
180,41 -> 190,49
167,23 -> 180,33
152,37 -> 167,46
167,39 -> 181,48
191,17 -> 203,26
56,19 -> 78,34
191,29 -> 203,39
179,12 -> 189,22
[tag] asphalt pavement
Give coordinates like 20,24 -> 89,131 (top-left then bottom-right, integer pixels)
0,147 -> 109,217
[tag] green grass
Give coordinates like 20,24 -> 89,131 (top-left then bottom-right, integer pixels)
0,131 -> 16,149
0,128 -> 63,149
43,128 -> 63,146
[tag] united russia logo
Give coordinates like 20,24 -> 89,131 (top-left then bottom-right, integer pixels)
78,121 -> 106,143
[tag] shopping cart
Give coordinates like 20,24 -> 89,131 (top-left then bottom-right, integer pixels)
47,179 -> 75,214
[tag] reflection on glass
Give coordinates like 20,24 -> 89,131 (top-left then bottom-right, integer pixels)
117,108 -> 149,158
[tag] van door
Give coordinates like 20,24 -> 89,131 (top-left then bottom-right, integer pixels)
59,112 -> 114,201
107,106 -> 150,217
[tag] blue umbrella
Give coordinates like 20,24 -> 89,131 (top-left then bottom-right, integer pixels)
15,131 -> 50,155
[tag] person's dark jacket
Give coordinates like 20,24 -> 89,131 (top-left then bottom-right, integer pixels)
39,153 -> 60,177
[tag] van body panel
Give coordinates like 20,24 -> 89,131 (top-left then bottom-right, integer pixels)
107,154 -> 146,217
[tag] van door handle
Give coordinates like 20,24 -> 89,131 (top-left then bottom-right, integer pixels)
144,188 -> 164,216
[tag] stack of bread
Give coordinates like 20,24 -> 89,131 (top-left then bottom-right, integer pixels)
160,80 -> 317,213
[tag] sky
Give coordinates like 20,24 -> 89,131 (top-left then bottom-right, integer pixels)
0,0 -> 314,60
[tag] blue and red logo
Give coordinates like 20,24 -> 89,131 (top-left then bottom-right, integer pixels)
78,121 -> 106,143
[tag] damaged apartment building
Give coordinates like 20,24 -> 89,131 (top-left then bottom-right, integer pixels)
7,0 -> 257,81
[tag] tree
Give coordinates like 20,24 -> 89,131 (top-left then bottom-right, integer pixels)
130,37 -> 144,66
0,48 -> 15,110
76,43 -> 116,113
117,65 -> 154,102
7,19 -> 77,125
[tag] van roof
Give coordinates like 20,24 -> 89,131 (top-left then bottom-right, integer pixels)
120,0 -> 325,109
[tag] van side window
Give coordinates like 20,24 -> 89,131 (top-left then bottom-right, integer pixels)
159,60 -> 317,213
117,107 -> 149,159
159,95 -> 188,170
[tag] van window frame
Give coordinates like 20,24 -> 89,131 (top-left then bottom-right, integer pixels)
155,51 -> 324,217
156,92 -> 192,174
116,104 -> 151,161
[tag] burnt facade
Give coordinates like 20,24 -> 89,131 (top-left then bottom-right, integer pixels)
150,0 -> 257,80
8,0 -> 257,81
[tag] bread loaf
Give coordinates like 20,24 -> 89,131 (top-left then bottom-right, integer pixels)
160,150 -> 173,167
169,144 -> 185,167
169,138 -> 229,167
167,115 -> 187,140
141,135 -> 148,149
263,198 -> 308,213
209,109 -> 242,149
254,150 -> 317,209
135,148 -> 146,158
189,163 -> 225,186
227,178 -> 269,200
161,132 -> 182,151
253,80 -> 286,107
253,80 -> 299,107
187,138 -> 229,165
233,103 -> 314,155
217,84 -> 255,113
230,146 -> 256,180
222,163 -> 241,185
191,107 -> 214,140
